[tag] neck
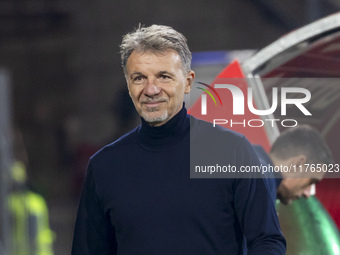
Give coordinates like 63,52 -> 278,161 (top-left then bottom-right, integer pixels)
137,105 -> 190,150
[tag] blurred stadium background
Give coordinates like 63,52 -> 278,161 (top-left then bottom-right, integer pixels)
0,1 -> 339,254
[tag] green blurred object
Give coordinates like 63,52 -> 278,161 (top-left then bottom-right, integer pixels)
276,196 -> 340,255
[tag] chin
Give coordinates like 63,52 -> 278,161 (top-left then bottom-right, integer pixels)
278,195 -> 292,205
142,111 -> 169,124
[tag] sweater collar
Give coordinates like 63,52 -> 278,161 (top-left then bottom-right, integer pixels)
137,104 -> 190,149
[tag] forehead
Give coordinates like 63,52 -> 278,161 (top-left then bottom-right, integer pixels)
126,50 -> 183,72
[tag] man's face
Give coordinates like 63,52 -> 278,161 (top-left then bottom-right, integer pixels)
125,50 -> 194,126
277,177 -> 320,205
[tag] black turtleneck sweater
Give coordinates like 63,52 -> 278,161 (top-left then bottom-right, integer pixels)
72,106 -> 286,255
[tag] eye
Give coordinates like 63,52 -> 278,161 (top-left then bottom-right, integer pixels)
159,74 -> 171,81
132,76 -> 146,83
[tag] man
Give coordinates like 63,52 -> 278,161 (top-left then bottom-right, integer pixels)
72,25 -> 286,254
253,125 -> 333,205
9,161 -> 55,255
9,130 -> 55,255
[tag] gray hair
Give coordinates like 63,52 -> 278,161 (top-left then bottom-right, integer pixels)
120,24 -> 192,73
270,125 -> 333,165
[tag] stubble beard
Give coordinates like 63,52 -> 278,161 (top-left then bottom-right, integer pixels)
141,107 -> 169,124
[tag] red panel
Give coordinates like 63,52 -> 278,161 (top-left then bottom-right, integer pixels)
316,179 -> 340,229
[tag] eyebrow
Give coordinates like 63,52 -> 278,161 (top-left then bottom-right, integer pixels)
158,71 -> 175,77
129,71 -> 175,79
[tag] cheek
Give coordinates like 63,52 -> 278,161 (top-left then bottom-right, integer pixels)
172,86 -> 185,101
283,181 -> 300,197
291,184 -> 307,196
171,92 -> 184,109
128,87 -> 142,101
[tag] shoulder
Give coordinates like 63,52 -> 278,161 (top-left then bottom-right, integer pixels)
190,115 -> 247,147
190,115 -> 257,160
252,144 -> 266,156
190,116 -> 261,178
252,144 -> 273,165
89,126 -> 139,166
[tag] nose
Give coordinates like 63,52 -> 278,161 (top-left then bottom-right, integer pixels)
144,79 -> 161,97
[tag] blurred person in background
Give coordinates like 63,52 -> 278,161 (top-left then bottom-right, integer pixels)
253,125 -> 333,205
8,130 -> 55,255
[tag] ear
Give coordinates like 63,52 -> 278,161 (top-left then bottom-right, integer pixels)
290,154 -> 307,166
184,70 -> 195,94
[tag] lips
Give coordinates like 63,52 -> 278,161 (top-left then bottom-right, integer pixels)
145,101 -> 164,105
141,98 -> 168,106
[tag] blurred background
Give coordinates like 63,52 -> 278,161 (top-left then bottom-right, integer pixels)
0,0 -> 339,254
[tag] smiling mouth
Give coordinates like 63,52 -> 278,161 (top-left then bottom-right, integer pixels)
141,99 -> 168,106
145,101 -> 164,105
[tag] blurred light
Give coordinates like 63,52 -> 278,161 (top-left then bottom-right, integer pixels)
310,183 -> 316,196
333,244 -> 339,255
